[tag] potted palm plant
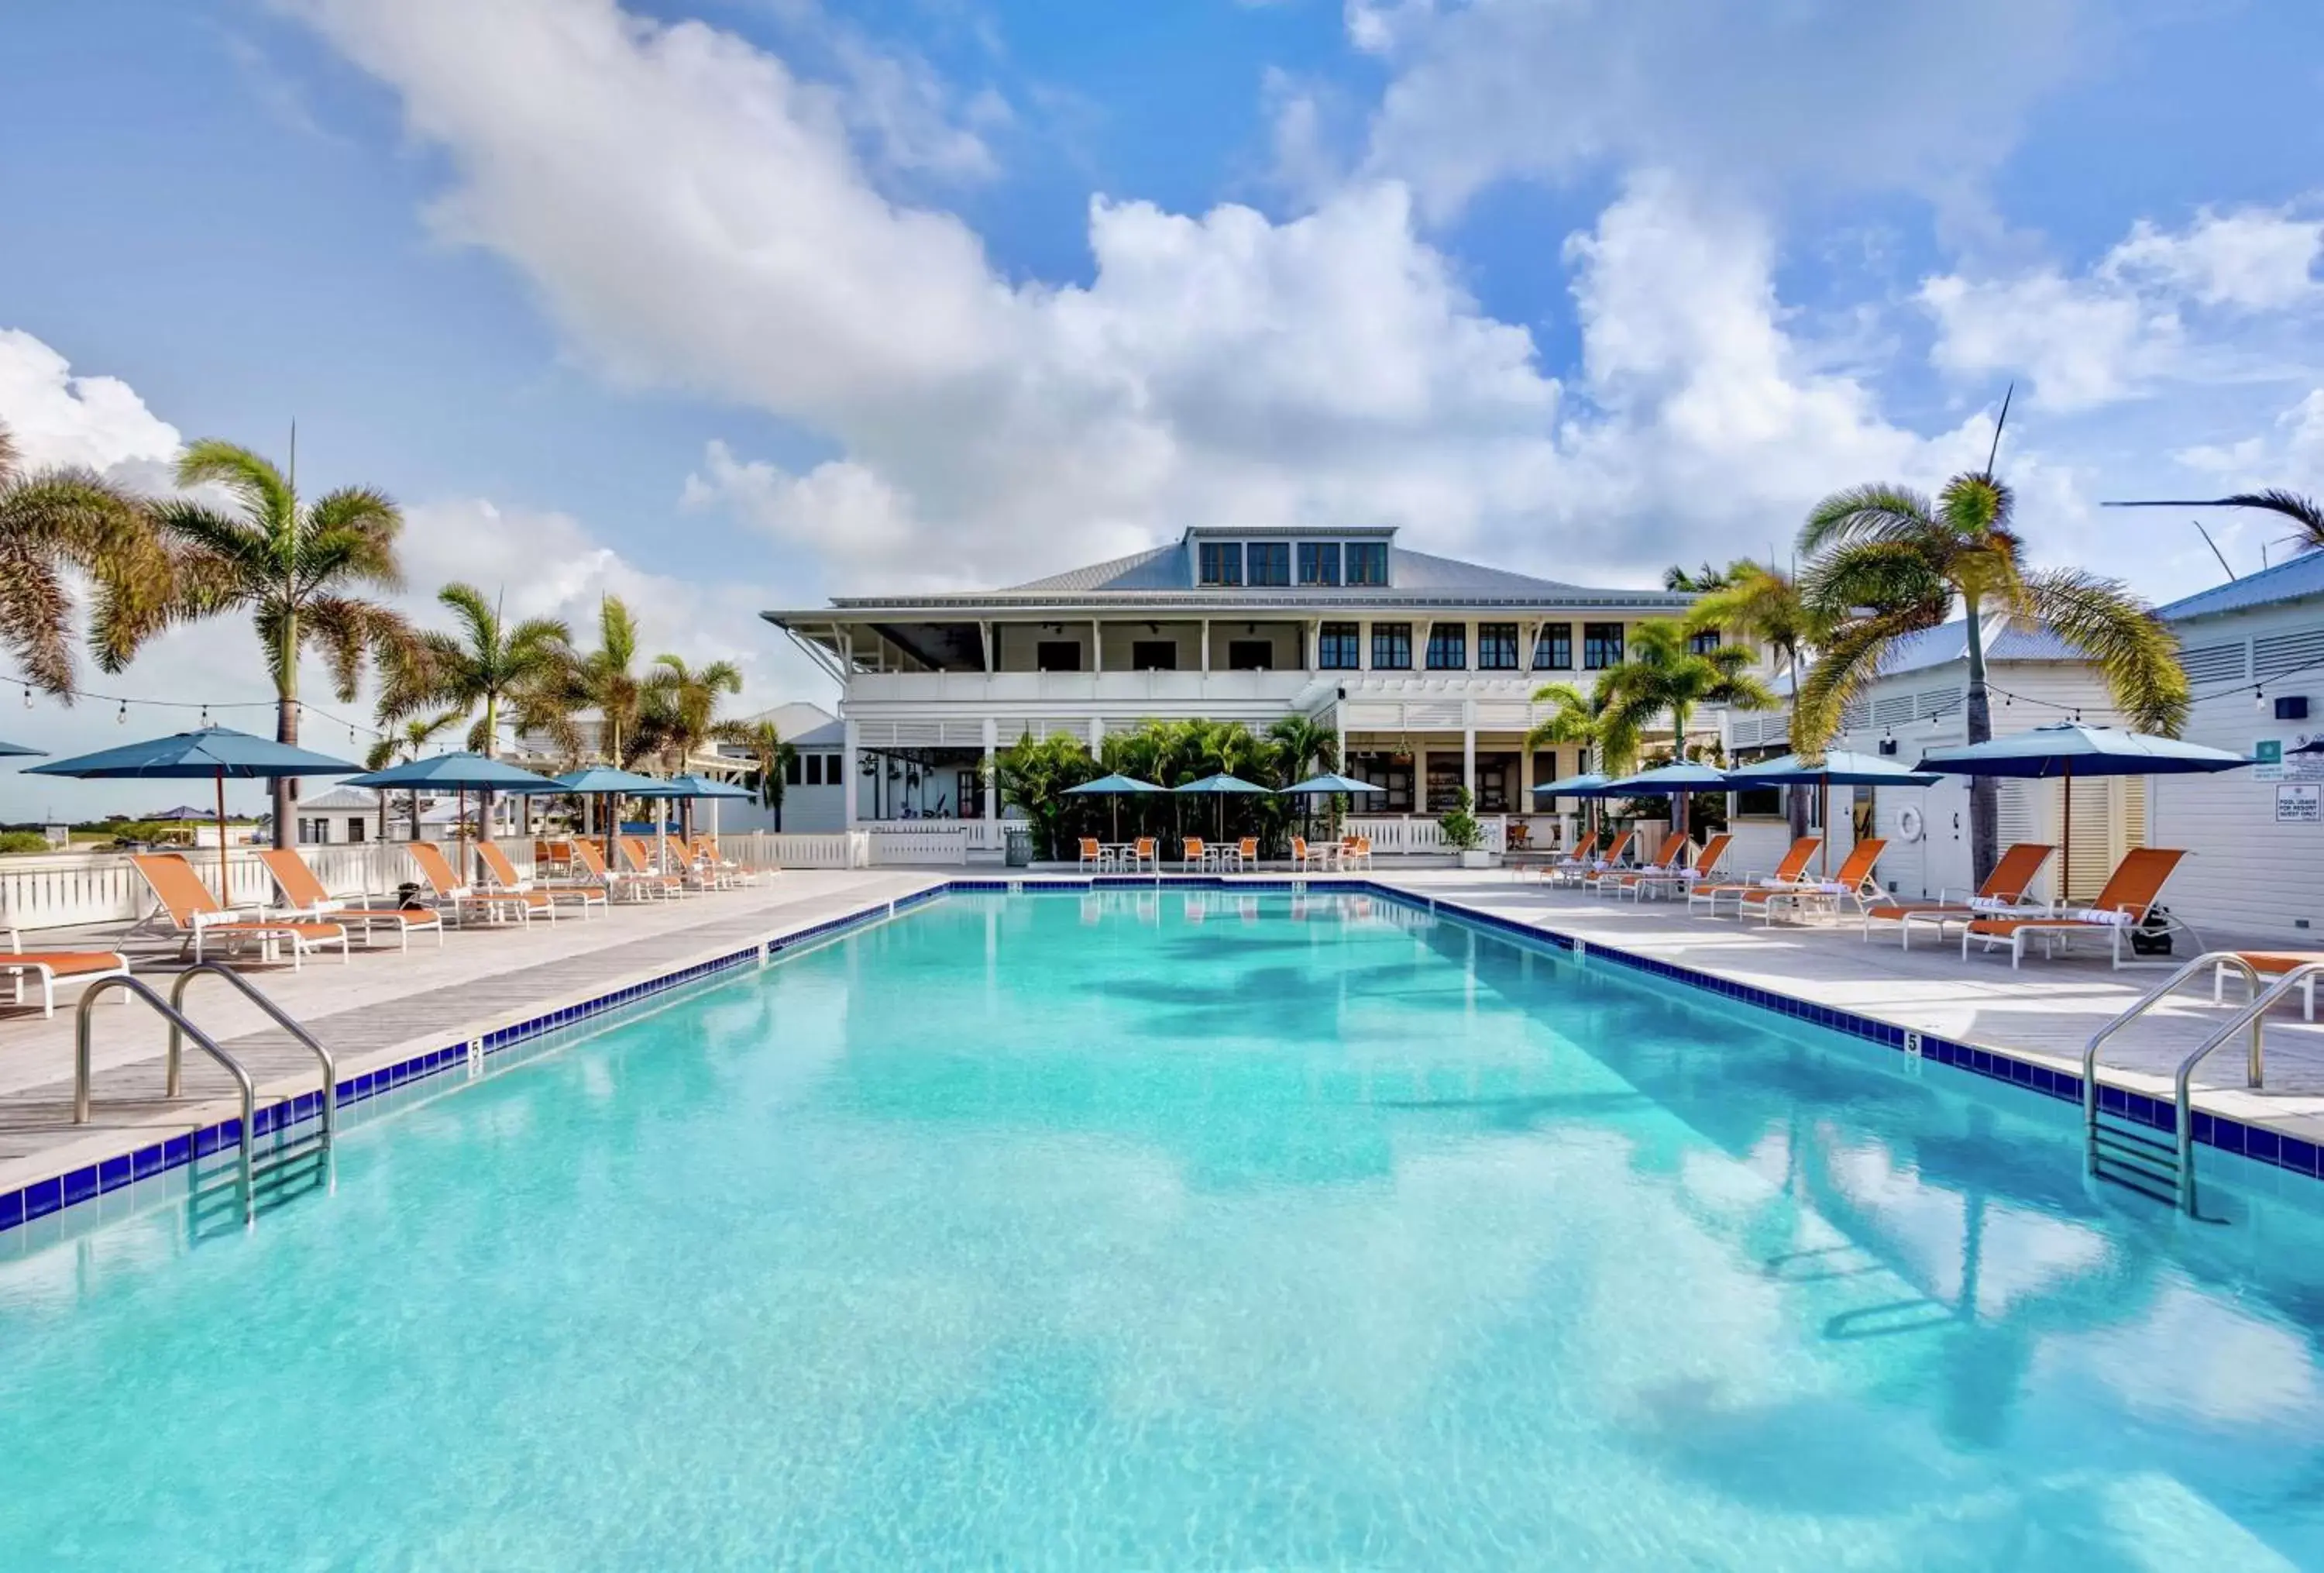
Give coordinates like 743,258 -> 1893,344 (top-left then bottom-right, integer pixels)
1439,789 -> 1494,869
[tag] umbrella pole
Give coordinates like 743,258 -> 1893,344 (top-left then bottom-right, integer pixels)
458,788 -> 467,879
215,768 -> 230,902
2060,760 -> 2073,903
1819,775 -> 1830,878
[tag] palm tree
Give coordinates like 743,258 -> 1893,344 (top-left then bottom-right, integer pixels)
640,655 -> 745,773
570,594 -> 648,768
121,439 -> 414,847
1800,462 -> 2188,883
1265,714 -> 1337,782
734,721 -> 796,829
1592,618 -> 1778,835
366,709 -> 461,842
1662,561 -> 1734,593
394,583 -> 572,842
0,418 -> 169,697
1686,558 -> 1826,836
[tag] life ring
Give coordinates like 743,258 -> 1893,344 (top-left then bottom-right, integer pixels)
1896,804 -> 1925,843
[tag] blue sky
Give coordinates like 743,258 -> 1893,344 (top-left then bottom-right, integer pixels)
3,0 -> 2322,817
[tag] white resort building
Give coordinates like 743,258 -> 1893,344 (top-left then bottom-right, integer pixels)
765,525 -> 1712,851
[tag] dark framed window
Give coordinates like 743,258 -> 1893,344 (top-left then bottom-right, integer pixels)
1477,622 -> 1519,669
1349,752 -> 1413,812
1318,622 -> 1360,669
1226,639 -> 1274,671
803,756 -> 821,786
1197,541 -> 1243,586
1534,622 -> 1572,669
1425,623 -> 1467,670
1130,639 -> 1177,671
1425,758 -> 1466,812
1688,628 -> 1722,656
1583,621 -> 1625,669
785,754 -> 803,785
1036,639 -> 1081,672
1298,542 -> 1342,586
1371,622 -> 1412,669
347,817 -> 366,843
1246,542 -> 1291,586
1346,542 -> 1389,586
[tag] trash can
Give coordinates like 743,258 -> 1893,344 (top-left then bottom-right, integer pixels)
1004,824 -> 1033,868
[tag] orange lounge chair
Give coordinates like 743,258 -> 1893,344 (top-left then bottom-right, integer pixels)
1235,836 -> 1258,872
5,927 -> 131,1017
1554,830 -> 1632,888
478,842 -> 605,919
1078,837 -> 1108,873
616,838 -> 688,897
1861,842 -> 2056,949
691,835 -> 763,886
1524,831 -> 1597,882
2216,952 -> 2324,1021
407,841 -> 541,926
1962,848 -> 2190,969
130,852 -> 348,968
658,835 -> 721,891
1741,838 -> 1887,925
568,837 -> 654,903
1686,836 -> 1820,916
1181,837 -> 1209,872
258,848 -> 443,952
1621,832 -> 1732,902
1593,833 -> 1687,895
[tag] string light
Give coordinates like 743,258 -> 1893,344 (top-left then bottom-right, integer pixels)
117,700 -> 127,726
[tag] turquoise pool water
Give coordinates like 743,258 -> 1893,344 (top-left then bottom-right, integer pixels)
4,890 -> 2323,1568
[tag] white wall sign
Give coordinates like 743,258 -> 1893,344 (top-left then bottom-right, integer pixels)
2276,783 -> 2322,824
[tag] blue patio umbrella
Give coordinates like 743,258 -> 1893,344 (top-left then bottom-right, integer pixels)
1279,773 -> 1384,797
0,738 -> 44,758
1603,761 -> 1733,840
1065,772 -> 1168,839
1917,723 -> 2252,894
662,772 -> 755,845
347,752 -> 562,854
1724,750 -> 1942,876
1532,772 -> 1621,848
1174,772 -> 1274,840
552,765 -> 670,852
28,725 -> 359,893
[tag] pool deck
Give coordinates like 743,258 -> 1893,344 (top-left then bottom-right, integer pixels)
1374,867 -> 2324,1150
3,863 -> 2322,1207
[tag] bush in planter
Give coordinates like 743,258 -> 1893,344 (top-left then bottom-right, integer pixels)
1438,789 -> 1484,852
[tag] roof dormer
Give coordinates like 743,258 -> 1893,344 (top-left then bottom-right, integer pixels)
1181,526 -> 1397,590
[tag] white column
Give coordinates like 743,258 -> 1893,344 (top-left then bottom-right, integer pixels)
1200,619 -> 1211,673
982,718 -> 998,822
981,621 -> 995,673
1462,699 -> 1477,804
1088,716 -> 1103,752
1091,618 -> 1103,674
843,718 -> 861,828
1358,621 -> 1370,672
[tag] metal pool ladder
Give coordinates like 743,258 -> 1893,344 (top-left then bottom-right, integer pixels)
2081,951 -> 2324,1215
74,964 -> 336,1226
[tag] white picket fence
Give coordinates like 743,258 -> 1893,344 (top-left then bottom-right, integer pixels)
717,831 -> 865,869
858,818 -> 1006,853
1346,815 -> 1511,855
0,841 -> 537,935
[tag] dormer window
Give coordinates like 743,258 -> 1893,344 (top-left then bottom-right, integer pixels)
1346,542 -> 1388,586
1198,542 -> 1243,586
1298,542 -> 1341,586
1247,542 -> 1291,586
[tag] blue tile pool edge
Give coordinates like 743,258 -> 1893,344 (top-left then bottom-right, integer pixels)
7,874 -> 2314,1237
1351,881 -> 2324,1191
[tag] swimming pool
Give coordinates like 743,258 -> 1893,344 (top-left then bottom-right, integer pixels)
4,889 -> 2322,1568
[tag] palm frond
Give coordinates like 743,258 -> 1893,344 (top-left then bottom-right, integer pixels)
2023,569 -> 2191,735
1798,483 -> 1936,557
435,583 -> 498,656
301,486 -> 404,590
303,595 -> 411,702
1799,539 -> 1952,625
1790,605 -> 1935,753
174,439 -> 295,533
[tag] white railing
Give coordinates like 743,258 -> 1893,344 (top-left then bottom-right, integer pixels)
0,839 -> 538,934
1343,814 -> 1511,856
858,818 -> 1006,853
868,828 -> 970,866
719,831 -> 865,869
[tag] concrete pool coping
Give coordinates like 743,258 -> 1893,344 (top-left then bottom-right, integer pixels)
3,866 -> 2321,1235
